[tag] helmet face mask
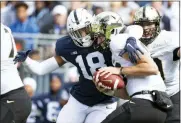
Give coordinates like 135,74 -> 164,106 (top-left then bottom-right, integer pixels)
133,6 -> 161,46
135,21 -> 158,45
91,11 -> 125,51
70,23 -> 93,47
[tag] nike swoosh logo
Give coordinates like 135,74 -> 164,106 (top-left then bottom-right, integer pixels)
167,105 -> 171,108
106,106 -> 113,109
129,101 -> 135,104
127,44 -> 135,49
7,100 -> 15,103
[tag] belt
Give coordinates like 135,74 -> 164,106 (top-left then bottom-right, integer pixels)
0,87 -> 24,99
130,90 -> 153,98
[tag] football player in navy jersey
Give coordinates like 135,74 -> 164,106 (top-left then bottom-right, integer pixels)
27,96 -> 43,123
24,77 -> 42,123
35,74 -> 62,123
14,8 -> 118,123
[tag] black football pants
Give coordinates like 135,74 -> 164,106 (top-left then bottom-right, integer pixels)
165,91 -> 180,123
0,87 -> 32,123
101,98 -> 167,123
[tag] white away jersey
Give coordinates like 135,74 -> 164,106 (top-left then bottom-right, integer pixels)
110,33 -> 166,101
147,30 -> 180,96
1,23 -> 23,95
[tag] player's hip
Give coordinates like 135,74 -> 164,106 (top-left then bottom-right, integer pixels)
70,90 -> 116,106
165,82 -> 180,97
101,98 -> 167,123
66,94 -> 117,110
0,87 -> 32,123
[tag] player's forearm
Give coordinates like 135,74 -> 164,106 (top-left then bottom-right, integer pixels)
121,63 -> 159,76
114,88 -> 129,99
24,57 -> 59,75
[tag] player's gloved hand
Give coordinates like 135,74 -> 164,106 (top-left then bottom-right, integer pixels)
119,37 -> 144,63
13,50 -> 31,64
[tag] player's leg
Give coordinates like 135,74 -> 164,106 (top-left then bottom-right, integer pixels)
102,98 -> 167,123
84,102 -> 117,123
56,95 -> 87,123
9,87 -> 31,123
0,87 -> 32,123
165,91 -> 180,123
0,101 -> 15,123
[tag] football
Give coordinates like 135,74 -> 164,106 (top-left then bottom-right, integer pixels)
93,71 -> 125,90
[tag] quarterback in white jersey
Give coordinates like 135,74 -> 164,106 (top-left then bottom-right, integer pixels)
109,34 -> 166,99
91,12 -> 168,123
0,23 -> 31,123
133,6 -> 180,123
1,23 -> 22,94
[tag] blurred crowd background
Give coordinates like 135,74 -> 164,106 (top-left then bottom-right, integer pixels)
1,1 -> 179,123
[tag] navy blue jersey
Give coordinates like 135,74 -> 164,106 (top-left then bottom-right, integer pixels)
55,36 -> 115,106
37,93 -> 61,123
26,97 -> 42,123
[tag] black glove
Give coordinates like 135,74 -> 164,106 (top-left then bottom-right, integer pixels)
13,50 -> 31,64
119,37 -> 144,63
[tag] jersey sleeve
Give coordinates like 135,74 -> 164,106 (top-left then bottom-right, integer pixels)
110,33 -> 149,57
165,31 -> 180,61
55,37 -> 69,62
110,33 -> 149,66
124,25 -> 143,39
55,39 -> 63,56
1,24 -> 17,60
165,31 -> 179,52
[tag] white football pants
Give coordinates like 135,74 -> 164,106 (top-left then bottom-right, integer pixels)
56,95 -> 117,123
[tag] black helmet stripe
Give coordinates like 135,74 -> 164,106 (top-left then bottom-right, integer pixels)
143,6 -> 146,18
74,10 -> 79,25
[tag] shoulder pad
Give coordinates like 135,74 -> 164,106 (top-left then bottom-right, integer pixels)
125,25 -> 143,39
55,36 -> 72,56
110,34 -> 129,52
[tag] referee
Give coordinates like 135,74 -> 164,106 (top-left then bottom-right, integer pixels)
0,23 -> 31,123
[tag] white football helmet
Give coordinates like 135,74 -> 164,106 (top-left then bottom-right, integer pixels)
67,8 -> 93,47
133,6 -> 161,45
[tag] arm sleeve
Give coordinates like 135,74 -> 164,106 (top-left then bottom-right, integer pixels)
24,57 -> 60,75
166,32 -> 179,52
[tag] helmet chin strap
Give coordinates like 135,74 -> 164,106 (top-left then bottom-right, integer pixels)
82,35 -> 93,47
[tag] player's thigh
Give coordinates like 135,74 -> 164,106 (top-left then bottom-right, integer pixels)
11,88 -> 31,123
84,102 -> 117,123
165,91 -> 180,123
56,95 -> 87,123
84,110 -> 111,123
0,101 -> 15,123
1,88 -> 31,123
